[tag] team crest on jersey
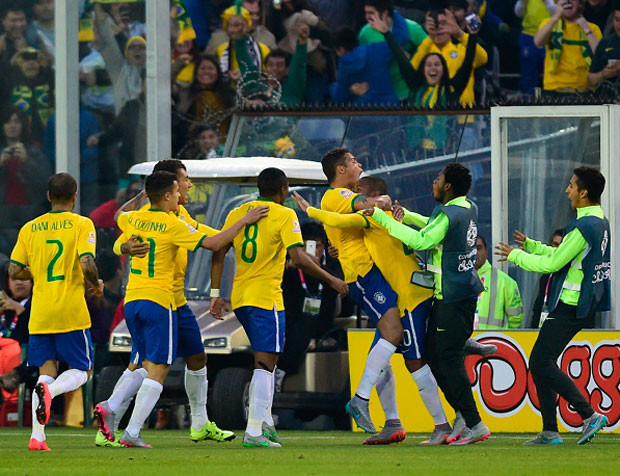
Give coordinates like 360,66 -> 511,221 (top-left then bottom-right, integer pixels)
450,51 -> 458,59
374,292 -> 386,304
601,230 -> 608,256
88,231 -> 96,244
293,220 -> 301,233
466,220 -> 477,247
340,190 -> 353,199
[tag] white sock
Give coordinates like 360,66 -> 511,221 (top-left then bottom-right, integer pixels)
263,367 -> 275,427
111,368 -> 147,431
184,366 -> 209,430
125,378 -> 163,438
107,368 -> 147,414
376,364 -> 399,421
246,369 -> 272,437
31,375 -> 54,441
411,364 -> 448,425
48,369 -> 88,398
356,339 -> 396,399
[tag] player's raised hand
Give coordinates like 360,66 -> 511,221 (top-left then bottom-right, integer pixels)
210,296 -> 229,320
494,242 -> 514,262
121,235 -> 150,258
513,230 -> 527,247
392,200 -> 404,221
327,244 -> 339,259
292,191 -> 310,212
88,279 -> 105,297
375,194 -> 392,210
243,205 -> 269,224
329,277 -> 349,298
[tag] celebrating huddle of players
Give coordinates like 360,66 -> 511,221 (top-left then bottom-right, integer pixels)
12,150 -> 610,451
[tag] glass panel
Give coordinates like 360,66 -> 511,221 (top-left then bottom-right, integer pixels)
233,115 -> 347,160
505,116 -> 601,327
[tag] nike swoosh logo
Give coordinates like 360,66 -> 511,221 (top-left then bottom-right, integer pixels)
437,328 -> 447,332
605,48 -> 613,52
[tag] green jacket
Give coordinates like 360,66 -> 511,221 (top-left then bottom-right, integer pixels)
280,42 -> 307,107
358,12 -> 427,100
476,261 -> 524,329
372,196 -> 472,300
508,205 -> 605,307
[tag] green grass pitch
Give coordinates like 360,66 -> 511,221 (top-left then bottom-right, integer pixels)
0,428 -> 618,476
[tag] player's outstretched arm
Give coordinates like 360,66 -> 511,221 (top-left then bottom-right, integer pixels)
201,206 -> 269,251
370,207 -> 448,251
80,254 -> 104,296
114,234 -> 150,257
209,244 -> 232,319
353,194 -> 392,211
289,246 -> 349,298
113,190 -> 147,223
8,262 -> 32,281
307,207 -> 367,229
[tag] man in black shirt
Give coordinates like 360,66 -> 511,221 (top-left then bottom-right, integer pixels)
275,221 -> 343,392
584,0 -> 614,35
589,1 -> 620,89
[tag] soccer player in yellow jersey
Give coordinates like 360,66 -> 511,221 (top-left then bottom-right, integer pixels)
209,168 -> 348,448
9,173 -> 104,451
110,171 -> 267,448
318,148 -> 403,435
94,160 -> 234,447
294,176 -> 451,445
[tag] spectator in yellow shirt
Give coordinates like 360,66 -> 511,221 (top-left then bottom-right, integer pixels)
412,9 -> 488,106
535,0 -> 601,95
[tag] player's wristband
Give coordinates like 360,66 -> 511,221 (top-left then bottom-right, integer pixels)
210,288 -> 220,298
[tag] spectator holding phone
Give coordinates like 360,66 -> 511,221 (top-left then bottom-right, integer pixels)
589,1 -> 620,89
535,0 -> 601,96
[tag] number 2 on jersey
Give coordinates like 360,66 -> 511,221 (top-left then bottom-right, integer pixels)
46,239 -> 65,282
129,237 -> 156,277
241,224 -> 258,263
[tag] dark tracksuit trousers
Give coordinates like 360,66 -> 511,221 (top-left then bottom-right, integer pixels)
529,301 -> 595,432
426,298 -> 481,428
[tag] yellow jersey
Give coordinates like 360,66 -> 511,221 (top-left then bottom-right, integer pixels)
308,208 -> 433,314
223,198 -> 303,311
540,19 -> 602,91
411,33 -> 488,106
10,211 -> 96,334
115,204 -> 219,308
116,209 -> 207,309
320,188 -> 374,284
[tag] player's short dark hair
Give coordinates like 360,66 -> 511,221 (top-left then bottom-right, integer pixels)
154,159 -> 186,179
614,0 -> 620,12
322,148 -> 350,183
477,235 -> 487,249
257,167 -> 288,197
145,171 -> 177,203
364,0 -> 394,16
358,176 -> 387,195
301,221 -> 326,244
48,173 -> 77,203
443,162 -> 472,197
332,27 -> 359,53
574,166 -> 605,204
266,49 -> 292,68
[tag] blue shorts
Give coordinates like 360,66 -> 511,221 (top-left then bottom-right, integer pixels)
348,265 -> 398,324
125,300 -> 178,365
235,306 -> 285,353
28,329 -> 94,370
176,304 -> 204,358
371,298 -> 432,360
